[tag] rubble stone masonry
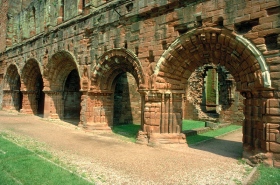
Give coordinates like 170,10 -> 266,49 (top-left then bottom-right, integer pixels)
0,0 -> 279,167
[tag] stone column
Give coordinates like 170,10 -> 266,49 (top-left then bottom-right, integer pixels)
79,90 -> 88,126
82,91 -> 112,131
43,91 -> 63,119
2,90 -> 22,111
137,90 -> 186,145
243,90 -> 280,167
262,90 -> 280,167
20,91 -> 36,114
2,90 -> 12,110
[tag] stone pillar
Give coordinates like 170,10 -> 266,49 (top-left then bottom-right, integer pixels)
262,90 -> 280,167
20,91 -> 36,114
2,90 -> 21,111
137,90 -> 186,145
43,91 -> 63,119
243,90 -> 280,167
79,90 -> 88,126
82,91 -> 112,131
2,90 -> 12,110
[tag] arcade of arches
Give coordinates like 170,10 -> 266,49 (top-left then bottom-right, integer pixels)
0,0 -> 280,167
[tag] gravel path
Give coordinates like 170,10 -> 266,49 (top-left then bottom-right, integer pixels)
0,111 -> 252,184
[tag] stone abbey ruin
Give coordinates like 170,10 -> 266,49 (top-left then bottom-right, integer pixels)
0,0 -> 279,167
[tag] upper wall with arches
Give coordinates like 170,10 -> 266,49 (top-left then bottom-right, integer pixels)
0,0 -> 279,94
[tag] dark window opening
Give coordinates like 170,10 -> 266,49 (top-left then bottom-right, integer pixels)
234,19 -> 259,34
265,34 -> 279,50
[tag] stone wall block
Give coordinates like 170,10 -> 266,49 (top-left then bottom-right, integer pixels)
264,116 -> 280,123
266,108 -> 280,115
269,142 -> 280,153
267,99 -> 280,108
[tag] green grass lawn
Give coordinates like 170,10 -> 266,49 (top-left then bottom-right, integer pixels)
252,164 -> 280,185
186,125 -> 242,145
112,122 -> 241,145
182,120 -> 206,130
0,136 -> 93,185
112,124 -> 141,142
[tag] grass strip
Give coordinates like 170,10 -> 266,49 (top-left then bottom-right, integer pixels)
0,136 -> 93,185
252,164 -> 280,185
182,120 -> 206,130
186,125 -> 242,145
112,124 -> 141,142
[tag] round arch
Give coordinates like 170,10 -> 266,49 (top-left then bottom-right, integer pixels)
43,50 -> 81,120
3,63 -> 22,111
144,27 -> 276,161
45,50 -> 80,91
3,63 -> 21,90
21,58 -> 43,91
21,58 -> 44,114
154,27 -> 271,91
92,48 -> 145,91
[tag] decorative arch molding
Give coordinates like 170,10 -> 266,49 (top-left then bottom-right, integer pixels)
92,48 -> 145,91
235,35 -> 271,88
21,58 -> 43,91
154,27 -> 272,91
44,50 -> 80,91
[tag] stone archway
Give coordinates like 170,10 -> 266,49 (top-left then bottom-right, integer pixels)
43,50 -> 81,120
21,58 -> 44,115
82,48 -> 145,131
63,69 -> 81,119
3,64 -> 22,111
112,72 -> 141,126
140,27 -> 278,165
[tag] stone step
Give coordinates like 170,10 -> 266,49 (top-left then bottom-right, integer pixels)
182,123 -> 232,136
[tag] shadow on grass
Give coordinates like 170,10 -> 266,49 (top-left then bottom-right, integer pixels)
111,124 -> 141,142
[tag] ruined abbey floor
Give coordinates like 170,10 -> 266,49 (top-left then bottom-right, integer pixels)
0,111 -> 252,184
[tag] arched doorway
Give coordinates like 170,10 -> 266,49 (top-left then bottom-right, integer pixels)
87,49 -> 144,136
113,72 -> 141,126
44,51 -> 81,122
143,27 -> 275,164
63,69 -> 81,119
21,59 -> 44,115
3,64 -> 22,111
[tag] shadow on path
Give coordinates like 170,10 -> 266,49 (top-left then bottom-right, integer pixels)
188,131 -> 243,159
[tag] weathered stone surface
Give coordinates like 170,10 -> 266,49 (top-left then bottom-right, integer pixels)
269,142 -> 280,153
0,0 -> 279,167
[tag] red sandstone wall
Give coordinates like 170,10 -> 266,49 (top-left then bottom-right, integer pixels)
0,0 -> 8,53
0,0 -> 279,166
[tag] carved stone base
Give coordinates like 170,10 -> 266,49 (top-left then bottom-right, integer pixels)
243,145 -> 280,168
20,109 -> 34,114
83,122 -> 112,131
136,131 -> 186,146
